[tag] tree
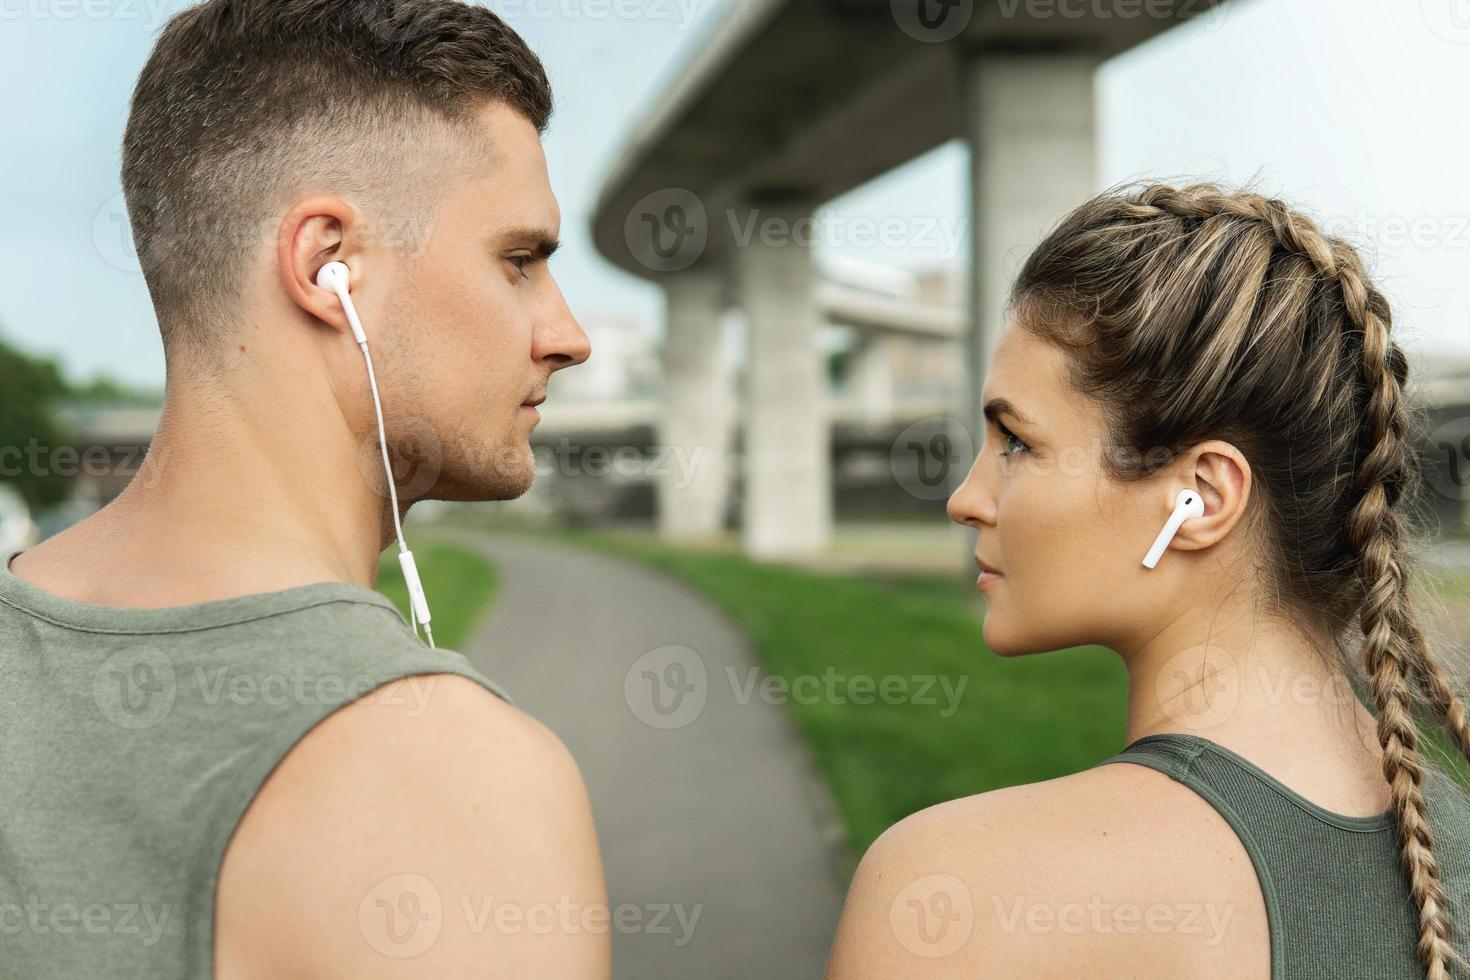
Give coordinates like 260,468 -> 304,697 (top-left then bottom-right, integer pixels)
0,331 -> 76,511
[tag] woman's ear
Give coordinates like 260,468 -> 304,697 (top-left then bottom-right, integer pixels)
1171,440 -> 1252,553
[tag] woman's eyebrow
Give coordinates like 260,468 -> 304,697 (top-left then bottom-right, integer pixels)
983,397 -> 1037,427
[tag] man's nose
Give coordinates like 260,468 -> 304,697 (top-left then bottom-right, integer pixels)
537,294 -> 591,370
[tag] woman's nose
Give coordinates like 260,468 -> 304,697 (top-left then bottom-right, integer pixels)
947,459 -> 993,528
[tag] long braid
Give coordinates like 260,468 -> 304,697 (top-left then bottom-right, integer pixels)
1162,185 -> 1463,979
1343,288 -> 1459,978
1181,186 -> 1462,978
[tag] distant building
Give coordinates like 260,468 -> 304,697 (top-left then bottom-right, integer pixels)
1414,353 -> 1470,537
54,403 -> 161,508
41,337 -> 1467,541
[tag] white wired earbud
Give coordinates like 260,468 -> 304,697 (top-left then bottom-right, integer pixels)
1141,487 -> 1206,569
316,260 -> 436,650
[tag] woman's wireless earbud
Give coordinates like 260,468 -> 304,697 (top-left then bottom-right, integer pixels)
1142,488 -> 1206,569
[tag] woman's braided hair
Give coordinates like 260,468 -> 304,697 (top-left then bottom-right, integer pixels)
1012,181 -> 1464,978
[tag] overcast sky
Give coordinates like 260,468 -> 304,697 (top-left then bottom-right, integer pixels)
0,0 -> 1466,388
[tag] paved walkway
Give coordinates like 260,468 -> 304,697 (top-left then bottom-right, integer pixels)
430,528 -> 847,980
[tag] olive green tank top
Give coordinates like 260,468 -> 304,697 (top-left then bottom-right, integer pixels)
0,547 -> 511,979
1097,731 -> 1470,979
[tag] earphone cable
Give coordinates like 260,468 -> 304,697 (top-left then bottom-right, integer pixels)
358,339 -> 430,647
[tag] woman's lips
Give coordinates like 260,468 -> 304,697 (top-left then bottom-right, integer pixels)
975,555 -> 1003,591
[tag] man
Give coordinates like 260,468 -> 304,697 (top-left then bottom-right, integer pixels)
0,1 -> 607,977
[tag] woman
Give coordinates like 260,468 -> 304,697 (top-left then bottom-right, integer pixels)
824,183 -> 1470,979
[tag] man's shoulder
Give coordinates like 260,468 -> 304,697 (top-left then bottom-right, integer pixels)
176,588 -> 515,711
215,672 -> 607,979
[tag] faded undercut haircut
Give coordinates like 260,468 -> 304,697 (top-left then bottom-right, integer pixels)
121,0 -> 552,367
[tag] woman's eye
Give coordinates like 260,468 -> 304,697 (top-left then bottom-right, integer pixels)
508,255 -> 531,279
998,422 -> 1029,457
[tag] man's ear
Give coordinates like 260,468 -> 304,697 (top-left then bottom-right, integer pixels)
1169,440 -> 1252,553
277,195 -> 366,338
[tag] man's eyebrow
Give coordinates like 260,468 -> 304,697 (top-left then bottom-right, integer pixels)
982,397 -> 1037,428
502,227 -> 561,259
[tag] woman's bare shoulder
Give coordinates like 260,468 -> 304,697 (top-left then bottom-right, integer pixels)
825,762 -> 1268,980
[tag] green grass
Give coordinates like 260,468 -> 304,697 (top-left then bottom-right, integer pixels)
375,542 -> 500,650
425,518 -> 1470,869
477,525 -> 1129,862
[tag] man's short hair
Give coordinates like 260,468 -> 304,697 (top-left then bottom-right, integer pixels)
121,0 -> 552,364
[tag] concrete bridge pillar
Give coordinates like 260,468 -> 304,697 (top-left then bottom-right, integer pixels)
952,51 -> 1098,563
961,51 -> 1099,445
846,334 -> 897,425
658,266 -> 733,541
733,200 -> 832,559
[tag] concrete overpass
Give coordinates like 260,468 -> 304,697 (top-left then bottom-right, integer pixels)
592,0 -> 1230,558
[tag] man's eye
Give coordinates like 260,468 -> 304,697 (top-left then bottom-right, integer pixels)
508,255 -> 532,278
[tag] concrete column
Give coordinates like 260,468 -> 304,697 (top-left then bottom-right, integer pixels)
847,334 -> 896,425
658,267 -> 732,541
961,52 -> 1098,453
949,52 -> 1097,567
734,200 -> 831,559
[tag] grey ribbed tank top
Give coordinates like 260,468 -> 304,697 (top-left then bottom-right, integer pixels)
0,547 -> 512,979
1097,732 -> 1470,979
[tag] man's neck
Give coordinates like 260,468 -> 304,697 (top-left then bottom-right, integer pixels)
12,378 -> 399,609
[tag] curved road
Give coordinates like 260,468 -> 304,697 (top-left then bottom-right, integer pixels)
432,528 -> 847,980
